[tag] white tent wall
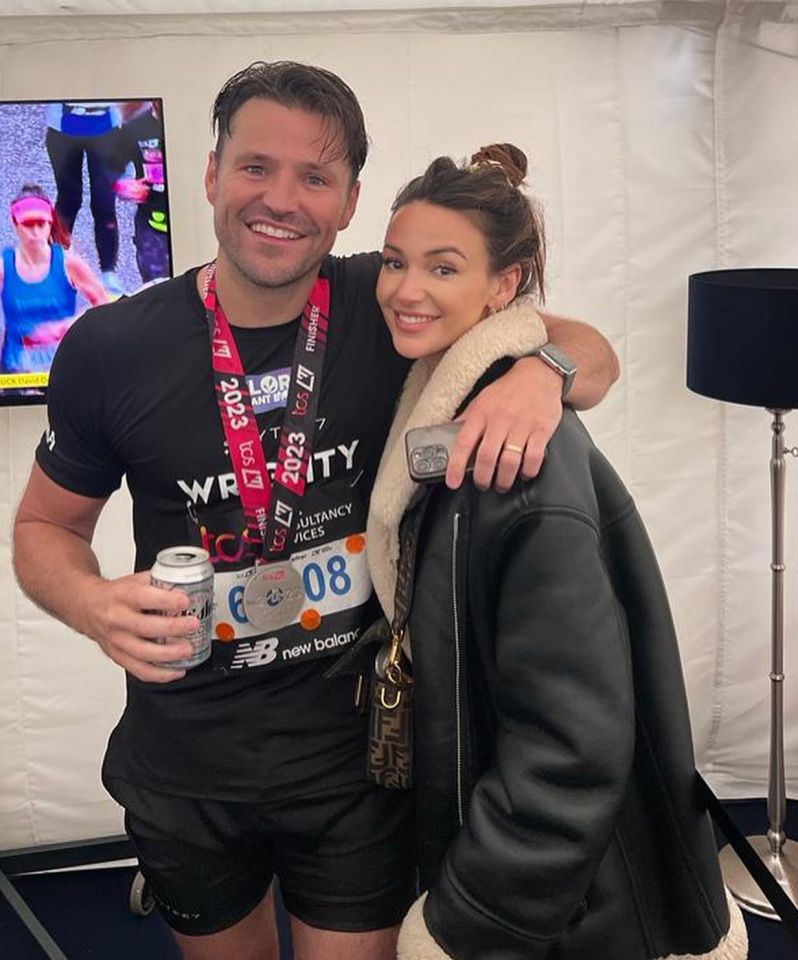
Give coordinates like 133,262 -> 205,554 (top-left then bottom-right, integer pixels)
0,4 -> 797,849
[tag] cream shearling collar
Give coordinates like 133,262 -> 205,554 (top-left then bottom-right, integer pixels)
366,298 -> 547,622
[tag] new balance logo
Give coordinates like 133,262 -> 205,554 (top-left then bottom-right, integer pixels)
230,637 -> 279,669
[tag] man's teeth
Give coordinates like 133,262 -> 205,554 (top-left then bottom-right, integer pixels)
398,313 -> 436,325
251,223 -> 302,240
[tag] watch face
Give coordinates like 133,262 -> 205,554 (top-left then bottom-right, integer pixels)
540,344 -> 577,375
537,344 -> 577,399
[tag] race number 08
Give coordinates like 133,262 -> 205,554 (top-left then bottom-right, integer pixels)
303,555 -> 352,602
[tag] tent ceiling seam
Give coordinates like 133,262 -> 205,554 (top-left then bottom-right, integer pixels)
0,5 -> 729,47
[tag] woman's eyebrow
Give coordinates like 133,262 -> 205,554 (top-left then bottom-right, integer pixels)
382,242 -> 467,260
426,246 -> 467,260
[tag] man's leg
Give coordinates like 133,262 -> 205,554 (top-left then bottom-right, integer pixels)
274,782 -> 416,960
290,917 -> 400,960
116,784 -> 278,960
172,886 -> 279,960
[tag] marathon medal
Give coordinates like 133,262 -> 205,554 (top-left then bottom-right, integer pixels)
205,263 -> 330,662
242,561 -> 304,631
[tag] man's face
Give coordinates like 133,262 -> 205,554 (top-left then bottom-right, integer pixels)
205,98 -> 360,292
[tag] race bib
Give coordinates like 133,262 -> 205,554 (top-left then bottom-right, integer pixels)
191,482 -> 374,673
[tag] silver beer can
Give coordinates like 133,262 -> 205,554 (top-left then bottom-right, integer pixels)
150,546 -> 214,669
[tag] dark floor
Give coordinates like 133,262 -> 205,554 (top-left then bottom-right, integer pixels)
710,798 -> 798,959
1,800 -> 796,958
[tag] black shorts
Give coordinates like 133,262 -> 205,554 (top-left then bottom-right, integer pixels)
115,778 -> 416,937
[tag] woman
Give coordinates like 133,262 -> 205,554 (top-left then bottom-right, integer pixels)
0,184 -> 107,374
365,145 -> 747,959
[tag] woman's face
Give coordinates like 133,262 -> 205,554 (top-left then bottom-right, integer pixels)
14,216 -> 52,250
377,200 -> 514,360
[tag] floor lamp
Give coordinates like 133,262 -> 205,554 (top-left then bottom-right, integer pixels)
687,267 -> 798,918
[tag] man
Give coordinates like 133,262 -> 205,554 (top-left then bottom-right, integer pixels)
13,62 -> 618,960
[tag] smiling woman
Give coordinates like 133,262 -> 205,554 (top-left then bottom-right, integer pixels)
378,203 -> 518,359
377,144 -> 544,361
366,145 -> 748,960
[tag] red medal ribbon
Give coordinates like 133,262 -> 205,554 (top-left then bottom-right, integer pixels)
203,262 -> 330,562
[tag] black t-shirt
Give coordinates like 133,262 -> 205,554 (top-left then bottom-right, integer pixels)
37,253 -> 410,802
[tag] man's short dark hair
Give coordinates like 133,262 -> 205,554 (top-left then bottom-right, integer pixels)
212,60 -> 369,180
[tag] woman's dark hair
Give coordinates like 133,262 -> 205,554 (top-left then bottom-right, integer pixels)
11,183 -> 71,249
211,60 -> 369,181
391,143 -> 545,302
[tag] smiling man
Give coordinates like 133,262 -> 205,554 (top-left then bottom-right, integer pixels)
13,62 -> 618,960
207,98 -> 360,302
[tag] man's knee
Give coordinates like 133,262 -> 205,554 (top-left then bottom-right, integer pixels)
172,888 -> 280,960
290,917 -> 400,960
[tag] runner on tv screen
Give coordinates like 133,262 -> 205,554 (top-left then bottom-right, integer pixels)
0,98 -> 173,405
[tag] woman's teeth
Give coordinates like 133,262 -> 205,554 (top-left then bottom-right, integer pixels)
397,313 -> 436,325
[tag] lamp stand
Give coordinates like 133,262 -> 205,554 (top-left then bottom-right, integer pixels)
718,409 -> 798,918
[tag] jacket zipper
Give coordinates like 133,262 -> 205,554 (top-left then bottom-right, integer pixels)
452,512 -> 465,827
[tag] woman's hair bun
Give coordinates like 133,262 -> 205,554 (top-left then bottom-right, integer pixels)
469,143 -> 528,188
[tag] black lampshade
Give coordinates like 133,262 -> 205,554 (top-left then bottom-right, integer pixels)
687,269 -> 798,410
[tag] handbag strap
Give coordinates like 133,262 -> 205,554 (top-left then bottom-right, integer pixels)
390,486 -> 433,644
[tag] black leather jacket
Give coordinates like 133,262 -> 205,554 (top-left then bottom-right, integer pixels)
366,303 -> 746,960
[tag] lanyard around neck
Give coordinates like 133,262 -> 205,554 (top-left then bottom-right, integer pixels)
203,263 -> 330,562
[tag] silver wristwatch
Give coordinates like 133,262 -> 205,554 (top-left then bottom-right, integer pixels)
533,344 -> 577,399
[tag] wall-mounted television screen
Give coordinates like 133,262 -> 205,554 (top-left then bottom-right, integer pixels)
0,98 -> 173,406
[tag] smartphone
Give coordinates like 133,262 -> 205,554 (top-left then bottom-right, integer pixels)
405,422 -> 465,483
